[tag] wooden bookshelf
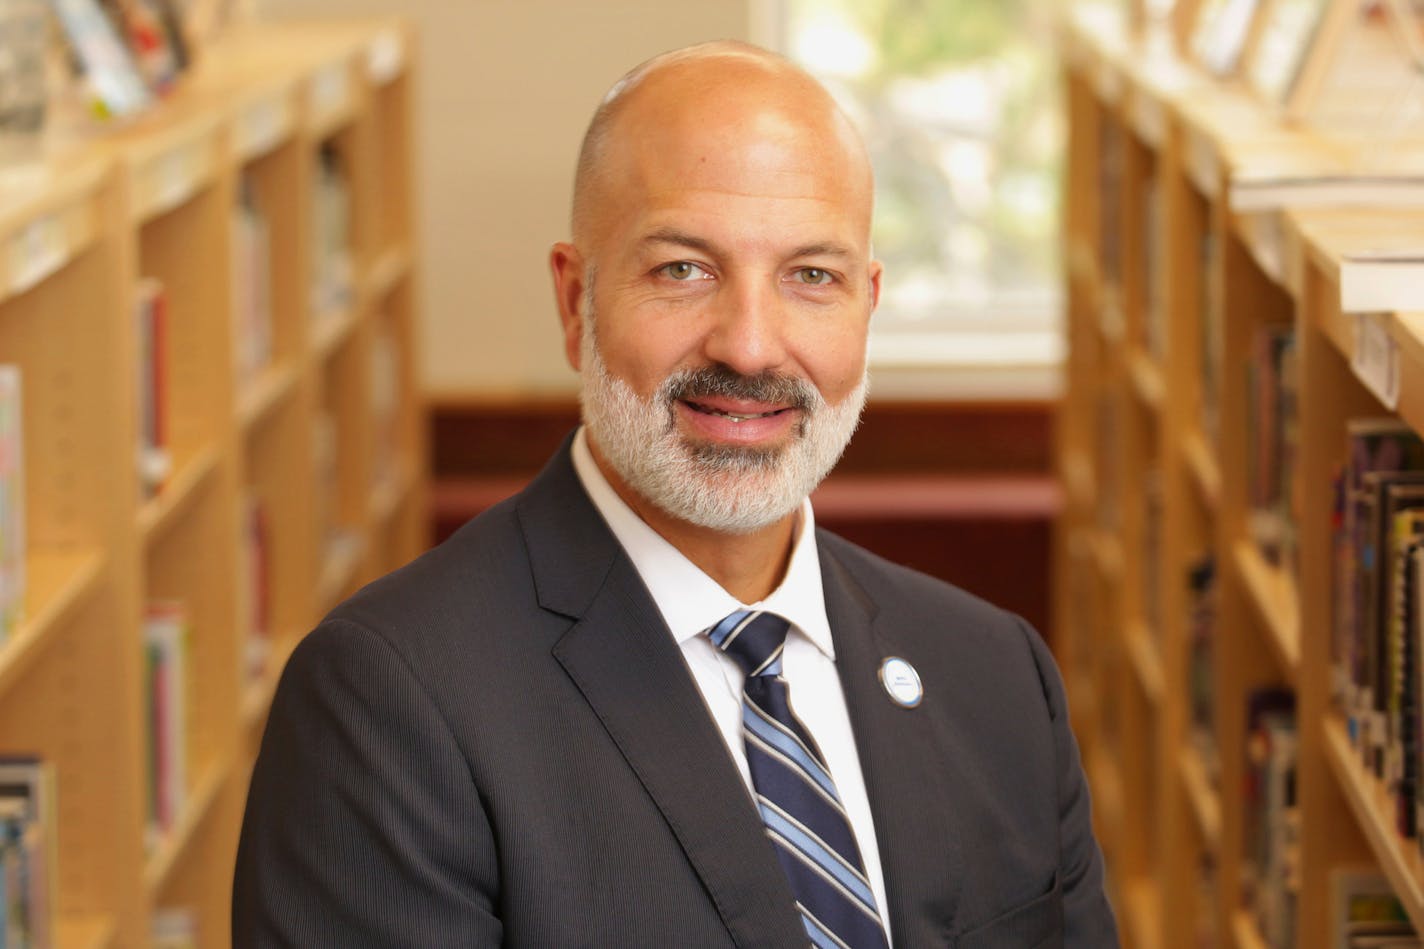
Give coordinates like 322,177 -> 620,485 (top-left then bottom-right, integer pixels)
0,18 -> 427,946
1059,3 -> 1424,947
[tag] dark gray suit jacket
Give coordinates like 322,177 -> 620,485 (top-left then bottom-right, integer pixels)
233,439 -> 1118,947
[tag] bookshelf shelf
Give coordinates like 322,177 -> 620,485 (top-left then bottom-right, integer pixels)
1090,530 -> 1124,581
1126,347 -> 1166,413
55,914 -> 117,949
0,192 -> 102,306
1183,428 -> 1222,511
143,760 -> 230,898
241,633 -> 301,733
127,121 -> 223,226
311,305 -> 360,361
369,460 -> 415,526
1088,750 -> 1125,854
1062,449 -> 1096,512
1322,716 -> 1424,933
1179,743 -> 1222,850
1126,619 -> 1166,706
137,444 -> 223,545
0,549 -> 104,698
0,18 -> 425,944
1231,910 -> 1270,949
237,362 -> 301,431
308,62 -> 360,142
1231,538 -> 1300,680
364,242 -> 412,304
1122,875 -> 1164,949
316,529 -> 367,615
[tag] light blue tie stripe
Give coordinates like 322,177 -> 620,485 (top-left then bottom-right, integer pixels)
742,701 -> 839,799
802,911 -> 849,949
759,803 -> 878,911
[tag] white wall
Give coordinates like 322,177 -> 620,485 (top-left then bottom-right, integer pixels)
258,0 -> 756,397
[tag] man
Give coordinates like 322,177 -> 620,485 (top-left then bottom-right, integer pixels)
234,41 -> 1117,948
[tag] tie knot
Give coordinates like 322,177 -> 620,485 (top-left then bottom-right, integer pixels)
708,610 -> 790,678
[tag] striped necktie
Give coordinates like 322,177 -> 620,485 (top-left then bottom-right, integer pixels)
708,609 -> 890,949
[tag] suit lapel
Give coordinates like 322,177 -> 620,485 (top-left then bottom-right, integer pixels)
820,541 -> 962,944
518,441 -> 805,949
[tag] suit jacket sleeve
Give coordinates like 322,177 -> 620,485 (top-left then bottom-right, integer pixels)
1020,615 -> 1117,946
233,618 -> 501,947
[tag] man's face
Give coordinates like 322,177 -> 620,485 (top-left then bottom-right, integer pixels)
554,62 -> 881,532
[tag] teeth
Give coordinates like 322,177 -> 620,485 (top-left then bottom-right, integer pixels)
715,410 -> 771,422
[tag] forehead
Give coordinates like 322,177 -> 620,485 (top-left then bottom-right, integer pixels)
590,64 -> 873,252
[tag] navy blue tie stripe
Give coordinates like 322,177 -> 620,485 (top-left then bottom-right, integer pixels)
709,610 -> 890,949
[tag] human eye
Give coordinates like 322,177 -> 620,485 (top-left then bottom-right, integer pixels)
792,267 -> 835,286
657,261 -> 710,281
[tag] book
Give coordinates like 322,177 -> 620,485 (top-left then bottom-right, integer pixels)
369,321 -> 400,489
152,906 -> 199,948
1246,0 -> 1338,105
1333,420 -> 1424,733
135,279 -> 172,497
0,367 -> 26,642
1330,867 -> 1415,948
1246,323 -> 1300,575
1353,471 -> 1424,775
144,602 -> 190,850
231,174 -> 273,385
1339,251 -> 1424,314
310,143 -> 354,317
51,0 -> 154,118
1387,512 -> 1424,835
1244,688 -> 1300,949
240,492 -> 271,681
1187,553 -> 1219,783
0,756 -> 56,949
1199,227 -> 1223,446
1192,0 -> 1264,75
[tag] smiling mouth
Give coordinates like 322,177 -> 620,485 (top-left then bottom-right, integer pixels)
683,400 -> 791,423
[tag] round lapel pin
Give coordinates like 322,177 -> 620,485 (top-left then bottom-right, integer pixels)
879,656 -> 922,708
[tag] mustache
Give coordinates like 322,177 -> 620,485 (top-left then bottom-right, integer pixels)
658,365 -> 818,412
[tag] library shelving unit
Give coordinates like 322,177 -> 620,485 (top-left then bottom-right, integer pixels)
1059,4 -> 1424,949
0,17 -> 426,948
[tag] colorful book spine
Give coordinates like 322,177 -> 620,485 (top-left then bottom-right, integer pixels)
0,756 -> 57,949
1333,420 -> 1424,743
1329,867 -> 1417,948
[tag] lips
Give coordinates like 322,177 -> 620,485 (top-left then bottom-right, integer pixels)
683,399 -> 792,423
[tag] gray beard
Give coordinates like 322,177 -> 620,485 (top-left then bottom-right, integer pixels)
578,324 -> 868,534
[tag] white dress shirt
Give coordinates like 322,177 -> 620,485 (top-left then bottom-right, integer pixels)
571,428 -> 892,943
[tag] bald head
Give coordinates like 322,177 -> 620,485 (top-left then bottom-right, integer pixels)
570,41 -> 873,249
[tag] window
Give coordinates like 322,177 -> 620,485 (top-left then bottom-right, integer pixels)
778,0 -> 1064,396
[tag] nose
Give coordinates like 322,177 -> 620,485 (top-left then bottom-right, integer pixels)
700,275 -> 789,377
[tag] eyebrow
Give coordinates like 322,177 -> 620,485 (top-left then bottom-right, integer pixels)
638,227 -> 856,262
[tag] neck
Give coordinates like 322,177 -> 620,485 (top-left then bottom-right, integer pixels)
588,439 -> 798,603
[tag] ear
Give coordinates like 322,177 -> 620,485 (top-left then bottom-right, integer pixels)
549,242 -> 587,370
867,259 -> 884,312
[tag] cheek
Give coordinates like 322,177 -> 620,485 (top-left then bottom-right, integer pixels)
594,315 -> 701,397
800,329 -> 869,403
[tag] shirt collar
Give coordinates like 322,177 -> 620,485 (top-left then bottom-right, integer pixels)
570,427 -> 834,659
